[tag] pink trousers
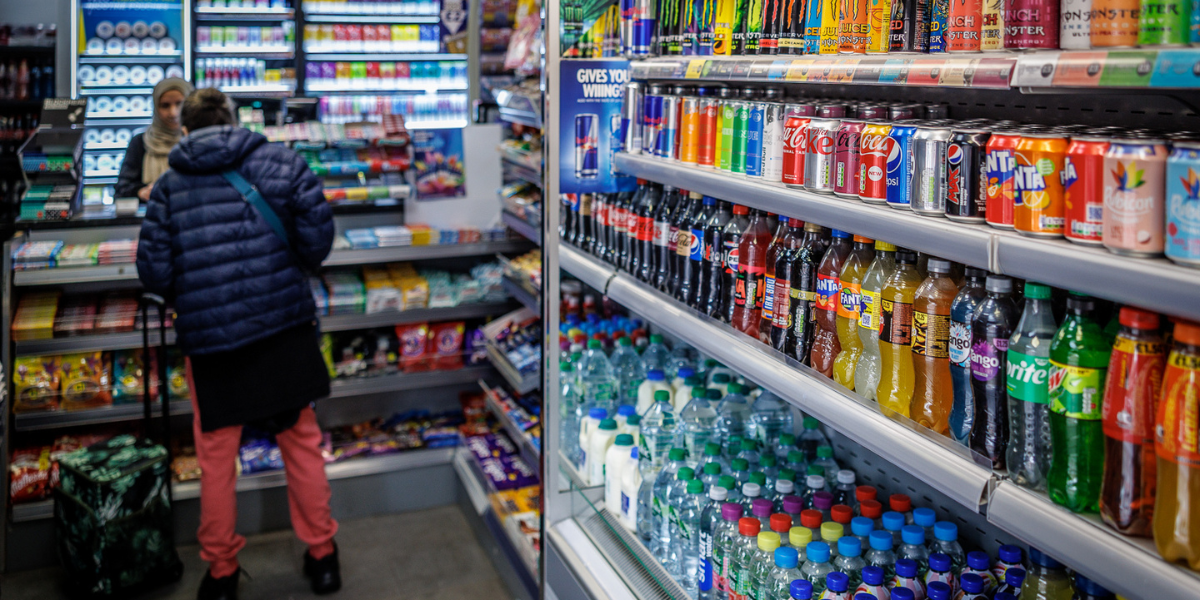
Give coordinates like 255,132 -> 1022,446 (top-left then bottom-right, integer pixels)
187,365 -> 338,578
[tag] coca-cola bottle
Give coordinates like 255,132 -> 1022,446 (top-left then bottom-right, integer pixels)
676,192 -> 707,304
670,191 -> 698,297
562,194 -> 576,245
636,183 -> 663,283
701,200 -> 733,315
578,193 -> 594,253
731,209 -> 771,337
768,217 -> 805,348
591,192 -> 608,258
623,182 -> 647,273
653,186 -> 679,291
722,204 -> 751,322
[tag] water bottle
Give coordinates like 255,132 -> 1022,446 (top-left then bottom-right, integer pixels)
912,507 -> 937,543
832,470 -> 858,508
700,441 -> 731,475
880,511 -> 906,547
663,467 -> 696,568
897,525 -> 930,577
730,518 -> 764,600
667,343 -> 696,379
713,504 -> 746,599
718,474 -> 743,504
751,498 -> 774,532
736,438 -> 762,467
768,546 -> 802,600
759,455 -> 780,491
773,433 -> 797,461
864,530 -> 897,582
730,458 -> 751,487
849,517 -> 874,551
820,521 -> 844,558
642,333 -> 670,372
834,537 -> 867,589
615,404 -> 637,430
740,482 -> 763,518
705,360 -> 736,387
715,382 -> 752,448
560,361 -> 584,465
812,446 -> 840,482
800,541 -> 835,596
680,386 -> 718,464
782,496 -> 805,526
771,478 -> 796,512
674,479 -> 707,593
747,390 -> 792,444
797,416 -> 830,462
648,448 -> 687,555
698,487 -> 730,600
789,527 -> 813,563
610,336 -> 646,405
581,339 -> 617,414
929,522 -> 965,575
889,494 -> 914,524
786,449 -> 808,475
801,475 -> 826,508
750,532 -> 783,600
640,390 -> 678,470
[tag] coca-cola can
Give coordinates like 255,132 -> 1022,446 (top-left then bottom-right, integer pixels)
858,122 -> 893,203
818,104 -> 847,118
782,110 -> 811,188
888,104 -> 918,120
834,120 -> 865,198
911,125 -> 954,216
805,118 -> 841,194
945,128 -> 991,223
761,102 -> 787,182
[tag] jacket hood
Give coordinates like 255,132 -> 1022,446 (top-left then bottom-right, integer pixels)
169,125 -> 267,173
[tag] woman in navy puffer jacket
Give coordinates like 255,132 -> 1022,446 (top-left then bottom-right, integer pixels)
137,89 -> 341,600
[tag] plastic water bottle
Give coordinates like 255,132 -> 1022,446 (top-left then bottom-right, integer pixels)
768,546 -> 802,600
698,487 -> 731,600
730,518 -> 764,600
674,479 -> 706,592
642,333 -> 671,372
897,526 -> 930,577
611,337 -> 646,405
800,541 -> 835,596
581,340 -> 617,413
712,504 -> 746,599
855,565 -> 890,600
880,511 -> 906,548
749,389 -> 793,446
751,498 -> 774,532
928,522 -> 965,575
716,474 -> 741,503
832,470 -> 858,508
705,360 -> 735,387
773,433 -> 797,461
864,530 -> 897,582
731,458 -> 752,487
663,467 -> 696,570
834,536 -> 867,588
848,516 -> 873,550
693,462 -> 719,491
671,365 -> 696,391
812,446 -> 840,482
637,370 -> 673,415
911,508 -> 936,544
715,382 -> 752,448
770,478 -> 796,512
667,343 -> 696,378
560,361 -> 584,465
889,494 -> 914,524
820,521 -> 845,558
797,416 -> 830,462
736,438 -> 762,467
782,495 -> 805,526
649,448 -> 687,554
680,386 -> 718,463
789,527 -> 813,564
640,390 -> 678,470
759,455 -> 781,492
700,441 -> 731,475
892,559 -> 926,600
801,475 -> 826,507
813,494 -> 836,524
750,532 -> 783,600
786,449 -> 808,475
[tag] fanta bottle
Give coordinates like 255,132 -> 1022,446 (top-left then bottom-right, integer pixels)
1153,319 -> 1200,570
877,250 -> 922,418
812,230 -> 853,377
833,236 -> 875,390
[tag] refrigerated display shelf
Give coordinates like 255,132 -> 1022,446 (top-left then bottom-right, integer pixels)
502,210 -> 540,246
14,328 -> 176,356
12,399 -> 192,432
481,382 -> 540,467
304,14 -> 441,23
80,86 -> 155,95
575,505 -> 690,600
558,242 -> 615,293
486,343 -> 539,395
217,83 -> 296,97
320,302 -> 519,332
327,365 -> 494,398
78,54 -> 184,64
557,449 -> 599,491
193,7 -> 296,19
195,48 -> 294,58
614,153 -> 1200,323
306,82 -> 470,93
502,275 -> 540,314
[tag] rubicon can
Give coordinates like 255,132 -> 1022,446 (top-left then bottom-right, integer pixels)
867,0 -> 895,52
1004,0 -> 1060,48
945,128 -> 990,222
716,87 -> 737,170
806,118 -> 841,193
1091,0 -> 1139,46
658,93 -> 681,159
1166,141 -> 1200,267
680,97 -> 702,164
1138,0 -> 1190,45
621,80 -> 643,155
985,130 -> 1021,228
1103,138 -> 1168,256
1013,133 -> 1067,238
859,122 -> 893,203
912,125 -> 954,216
834,120 -> 865,197
782,112 -> 811,187
698,96 -> 720,167
1060,0 -> 1093,48
886,124 -> 918,209
762,102 -> 787,182
642,84 -> 664,155
1063,136 -> 1109,245
745,101 -> 768,177
981,0 -> 1005,49
575,114 -> 599,179
947,0 -> 984,50
929,0 -> 950,51
840,0 -> 872,52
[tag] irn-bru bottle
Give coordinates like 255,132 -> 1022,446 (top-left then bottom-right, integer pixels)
911,259 -> 959,435
1153,319 -> 1200,570
733,209 -> 772,338
811,230 -> 853,378
833,236 -> 875,390
855,241 -> 897,400
876,249 -> 922,418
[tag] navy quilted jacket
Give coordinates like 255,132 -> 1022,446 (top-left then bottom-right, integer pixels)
136,125 -> 333,355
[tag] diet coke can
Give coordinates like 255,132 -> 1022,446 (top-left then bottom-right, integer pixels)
805,118 -> 841,194
858,122 -> 893,203
912,125 -> 954,216
834,120 -> 865,198
782,109 -> 811,188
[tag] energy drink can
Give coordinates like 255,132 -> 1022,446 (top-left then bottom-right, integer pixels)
929,0 -> 949,50
1004,0 -> 1060,48
834,119 -> 865,197
912,125 -> 954,216
761,101 -> 787,182
780,0 -> 807,52
1013,132 -> 1067,238
716,87 -> 737,170
698,96 -> 720,167
745,101 -> 768,177
805,0 -> 826,52
627,0 -> 657,55
1063,136 -> 1108,245
622,81 -> 643,156
642,84 -> 664,155
985,129 -> 1021,229
744,0 -> 767,52
1103,139 -> 1168,256
945,128 -> 990,222
761,0 -> 782,52
890,0 -> 929,52
782,109 -> 811,187
659,91 -> 681,159
1138,0 -> 1190,45
659,0 -> 683,54
840,0 -> 872,51
859,122 -> 893,203
867,0 -> 895,51
1060,0 -> 1092,48
818,0 -> 842,52
947,0 -> 984,50
981,0 -> 1004,49
805,118 -> 841,193
697,0 -> 718,53
680,96 -> 702,164
731,89 -> 757,174
886,124 -> 918,209
1090,0 -> 1139,46
575,114 -> 599,179
715,0 -> 737,54
732,0 -> 751,52
1166,141 -> 1200,267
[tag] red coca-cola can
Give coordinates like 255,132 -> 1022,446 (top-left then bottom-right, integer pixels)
1063,136 -> 1109,246
697,97 -> 719,168
858,121 -> 892,203
834,119 -> 865,198
782,111 -> 811,188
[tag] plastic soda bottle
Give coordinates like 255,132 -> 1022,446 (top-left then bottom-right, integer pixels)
759,216 -> 796,341
891,559 -> 927,600
732,209 -> 772,336
968,276 -> 1019,470
1047,293 -> 1112,513
774,223 -> 825,360
911,258 -> 959,434
801,541 -> 835,596
1153,319 -> 1200,570
1019,548 -> 1072,600
994,568 -> 1026,598
702,200 -> 734,316
924,582 -> 952,600
928,522 -> 965,575
855,241 -> 897,400
791,580 -> 815,600
712,503 -> 745,599
958,573 -> 989,600
833,235 -> 875,389
1005,282 -> 1057,492
896,526 -> 930,577
923,554 -> 954,596
855,565 -> 889,600
767,546 -> 803,600
991,545 -> 1023,583
721,205 -> 751,322
652,186 -> 680,292
948,268 -> 988,446
960,552 -> 997,594
811,230 -> 853,377
877,249 -> 923,417
819,571 -> 852,600
1099,307 -> 1165,535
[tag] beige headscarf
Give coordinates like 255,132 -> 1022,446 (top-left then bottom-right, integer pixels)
142,77 -> 193,184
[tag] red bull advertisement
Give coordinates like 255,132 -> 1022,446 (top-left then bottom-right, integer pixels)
562,60 -> 637,194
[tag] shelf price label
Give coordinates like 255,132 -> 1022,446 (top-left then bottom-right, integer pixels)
1051,52 -> 1107,87
685,60 -> 707,79
1150,50 -> 1200,88
1098,51 -> 1158,87
786,59 -> 816,81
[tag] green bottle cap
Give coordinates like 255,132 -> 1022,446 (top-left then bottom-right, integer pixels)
669,448 -> 688,461
687,479 -> 705,494
650,334 -> 665,343
678,467 -> 695,481
1025,282 -> 1051,299
704,462 -> 722,475
588,339 -> 602,349
704,442 -> 722,456
718,475 -> 737,490
599,419 -> 617,430
655,390 -> 671,402
816,446 -> 833,458
803,416 -> 820,429
707,388 -> 723,400
760,455 -> 777,468
732,458 -> 750,471
750,472 -> 767,485
614,434 -> 634,446
807,464 -> 823,476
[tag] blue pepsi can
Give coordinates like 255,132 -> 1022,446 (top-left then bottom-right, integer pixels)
642,84 -> 664,155
576,114 -> 599,179
745,101 -> 767,178
886,124 -> 918,209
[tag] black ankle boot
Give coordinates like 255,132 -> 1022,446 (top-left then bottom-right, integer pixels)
303,544 -> 342,595
197,570 -> 239,600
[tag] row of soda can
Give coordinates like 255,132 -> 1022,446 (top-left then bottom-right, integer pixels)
620,0 -> 1200,57
620,80 -> 1200,266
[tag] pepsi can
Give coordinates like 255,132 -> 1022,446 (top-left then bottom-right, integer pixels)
622,80 -> 643,155
805,118 -> 841,193
911,124 -> 953,216
745,101 -> 767,177
576,114 -> 599,179
886,124 -> 918,209
642,84 -> 664,155
945,128 -> 990,222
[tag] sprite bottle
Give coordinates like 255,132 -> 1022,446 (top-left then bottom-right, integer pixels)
1005,282 -> 1057,492
1046,293 -> 1112,513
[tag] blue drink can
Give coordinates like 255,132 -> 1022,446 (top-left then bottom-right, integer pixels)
642,84 -> 664,155
658,93 -> 681,159
745,101 -> 767,177
886,124 -> 918,209
576,114 -> 599,179
621,80 -> 643,155
1166,140 -> 1200,267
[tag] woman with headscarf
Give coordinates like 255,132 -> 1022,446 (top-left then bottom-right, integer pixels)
115,77 -> 193,200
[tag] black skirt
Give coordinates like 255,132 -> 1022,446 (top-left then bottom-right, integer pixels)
189,320 -> 331,432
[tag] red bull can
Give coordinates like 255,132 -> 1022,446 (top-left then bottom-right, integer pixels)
782,110 -> 811,187
642,84 -> 664,155
658,90 -> 682,159
834,120 -> 865,198
622,80 -> 643,155
912,125 -> 954,216
886,124 -> 918,209
575,114 -> 600,179
859,122 -> 893,203
805,118 -> 841,193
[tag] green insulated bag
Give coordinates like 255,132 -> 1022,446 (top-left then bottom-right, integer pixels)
54,294 -> 183,597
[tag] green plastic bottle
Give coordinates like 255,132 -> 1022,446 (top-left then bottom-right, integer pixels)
1046,293 -> 1112,513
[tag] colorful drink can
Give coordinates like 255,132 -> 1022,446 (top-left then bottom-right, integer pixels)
679,96 -> 702,164
575,114 -> 599,179
1091,0 -> 1140,46
698,96 -> 720,167
1063,136 -> 1109,246
762,102 -> 787,182
717,90 -> 738,170
622,81 -> 643,156
806,118 -> 841,193
834,119 -> 865,197
1166,141 -> 1200,267
1060,0 -> 1093,48
782,110 -> 811,187
980,0 -> 1005,48
714,0 -> 736,54
929,0 -> 950,51
659,92 -> 681,159
761,0 -> 783,53
642,85 -> 663,155
945,128 -> 990,222
890,0 -> 929,51
886,124 -> 918,209
1138,0 -> 1190,45
986,130 -> 1022,229
780,0 -> 807,52
698,0 -> 718,53
889,104 -> 919,120
1013,133 -> 1067,238
1103,138 -> 1168,256
859,122 -> 893,203
912,125 -> 954,216
805,0 -> 827,52
840,0 -> 872,51
867,0 -> 895,51
731,91 -> 755,174
745,101 -> 768,177
1004,0 -> 1060,48
818,0 -> 842,52
745,0 -> 767,53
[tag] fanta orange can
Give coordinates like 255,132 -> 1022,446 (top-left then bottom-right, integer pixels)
1013,133 -> 1068,238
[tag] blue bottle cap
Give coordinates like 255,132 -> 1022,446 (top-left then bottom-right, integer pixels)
960,573 -> 985,594
826,572 -> 849,593
912,507 -> 936,527
929,552 -> 951,573
774,546 -> 799,569
966,550 -> 990,571
588,408 -> 608,420
891,588 -> 915,600
837,536 -> 862,557
881,511 -> 906,532
617,405 -> 636,417
997,544 -> 1023,564
1005,568 -> 1027,587
831,229 -> 851,238
933,521 -> 957,542
678,366 -> 695,378
790,580 -> 813,600
647,369 -> 665,381
806,541 -> 831,563
900,525 -> 925,546
995,594 -> 1018,600
868,530 -> 893,551
895,559 -> 918,578
927,581 -> 952,600
861,565 -> 884,586
851,516 -> 874,537
1028,547 -> 1063,569
1074,573 -> 1113,598
703,196 -> 716,205
854,595 -> 877,600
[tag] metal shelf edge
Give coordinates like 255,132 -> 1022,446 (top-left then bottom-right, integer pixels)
14,329 -> 176,356
501,211 -> 541,247
483,385 -> 541,467
502,276 -> 541,314
328,365 -> 494,398
320,302 -> 518,332
12,400 -> 192,432
559,245 -> 617,296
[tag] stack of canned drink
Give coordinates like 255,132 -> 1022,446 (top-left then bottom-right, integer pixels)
618,81 -> 1200,267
